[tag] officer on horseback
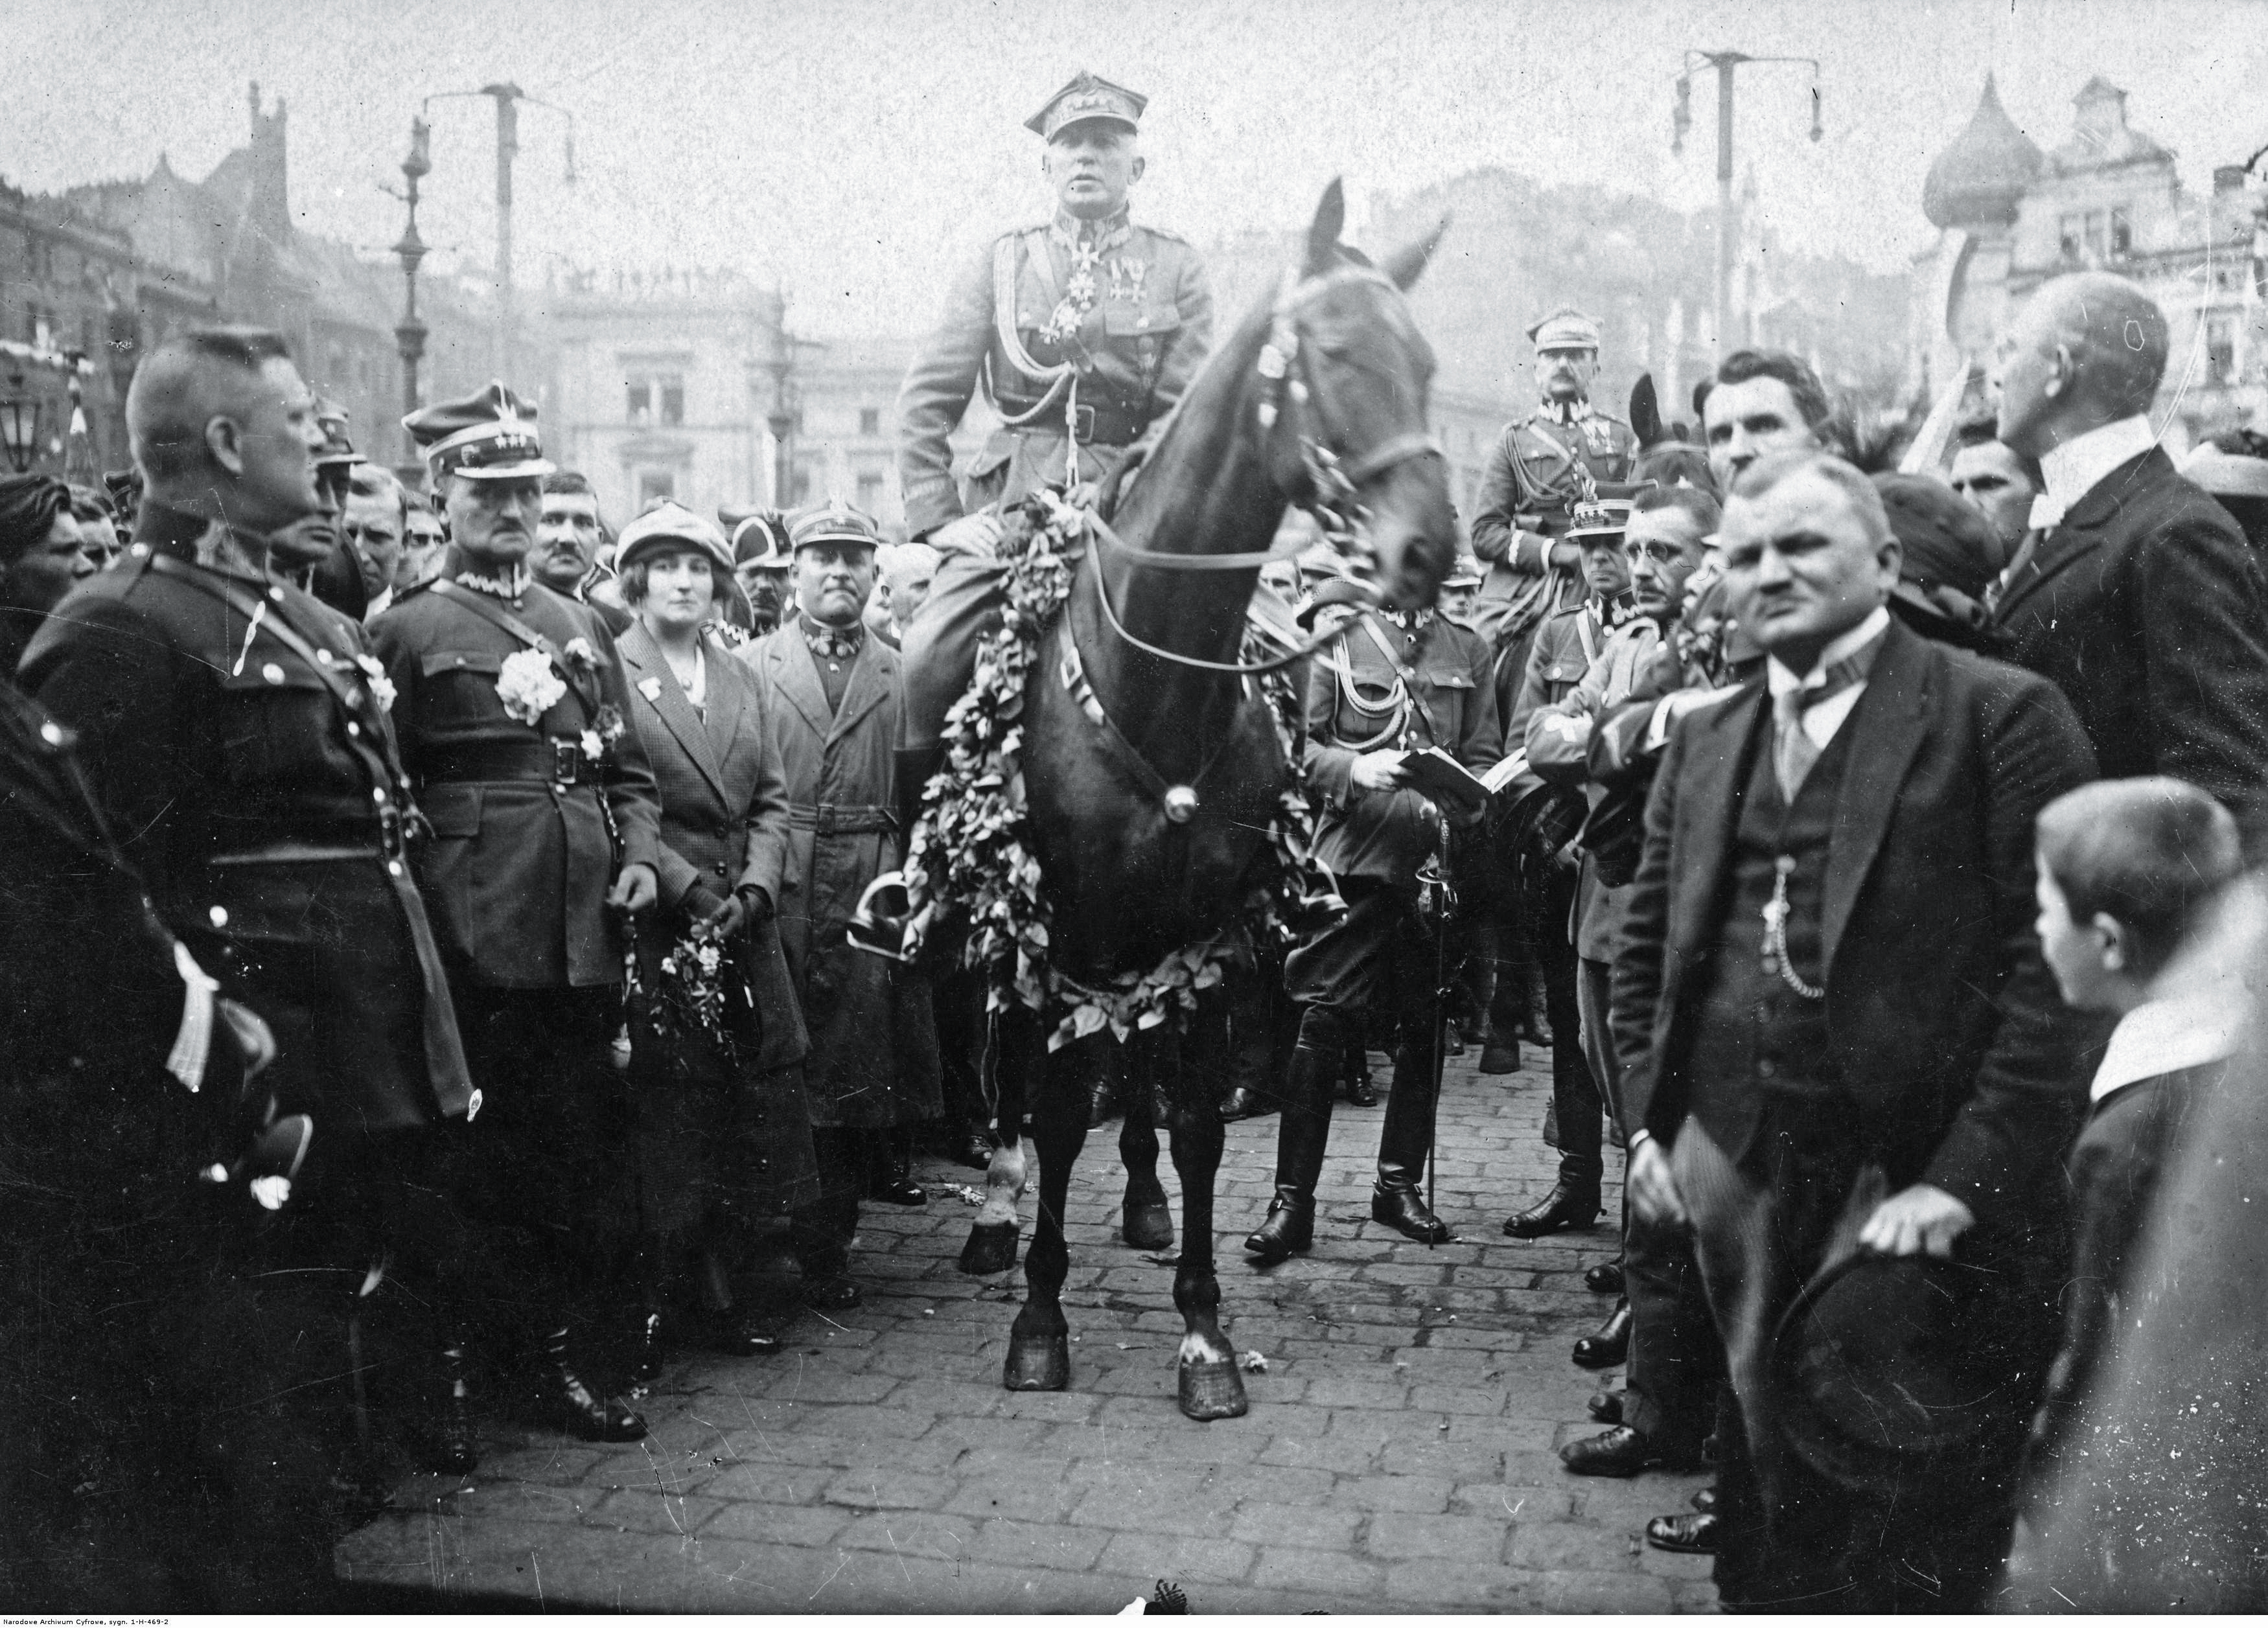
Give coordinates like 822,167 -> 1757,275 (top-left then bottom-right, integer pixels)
891,70 -> 1214,834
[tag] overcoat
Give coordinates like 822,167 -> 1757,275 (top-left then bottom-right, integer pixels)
738,622 -> 942,1129
368,570 -> 663,989
616,620 -> 818,1217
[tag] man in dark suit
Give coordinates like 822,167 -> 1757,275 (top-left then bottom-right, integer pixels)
1614,450 -> 2098,1608
1991,271 -> 2268,821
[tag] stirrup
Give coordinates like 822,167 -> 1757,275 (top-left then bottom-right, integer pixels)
846,871 -> 917,963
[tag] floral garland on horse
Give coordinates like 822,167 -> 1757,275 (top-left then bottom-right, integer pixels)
902,492 -> 1331,1053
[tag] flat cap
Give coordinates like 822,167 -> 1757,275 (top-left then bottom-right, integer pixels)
404,381 -> 555,482
1026,70 -> 1146,141
616,501 -> 734,577
1526,305 -> 1603,352
786,496 -> 882,553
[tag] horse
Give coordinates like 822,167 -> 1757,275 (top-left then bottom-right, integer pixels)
947,181 -> 1457,1421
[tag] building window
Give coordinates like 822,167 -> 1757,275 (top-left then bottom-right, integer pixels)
2083,211 -> 2107,261
2206,316 -> 2236,385
791,466 -> 813,503
626,379 -> 651,424
28,306 -> 51,351
2059,214 -> 2082,260
856,471 -> 885,510
626,373 -> 684,426
660,376 -> 684,426
637,470 -> 676,508
859,407 -> 881,436
2109,207 -> 2132,258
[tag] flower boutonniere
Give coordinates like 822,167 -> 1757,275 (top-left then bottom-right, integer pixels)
562,636 -> 601,672
496,647 -> 567,726
638,674 -> 664,705
581,702 -> 628,766
353,652 -> 397,713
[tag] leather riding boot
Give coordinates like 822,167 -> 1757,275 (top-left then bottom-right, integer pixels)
543,1326 -> 647,1442
1343,1044 -> 1378,1107
1372,1036 -> 1450,1243
1503,1175 -> 1604,1238
1244,1009 -> 1345,1263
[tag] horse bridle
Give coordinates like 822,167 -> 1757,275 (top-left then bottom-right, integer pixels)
1081,262 -> 1446,676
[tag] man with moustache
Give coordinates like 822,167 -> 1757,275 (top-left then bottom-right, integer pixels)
894,70 -> 1212,829
371,382 -> 662,1449
1612,450 -> 2096,1607
537,468 -> 632,635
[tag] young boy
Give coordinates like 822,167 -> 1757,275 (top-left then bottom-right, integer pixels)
2029,775 -> 2249,1468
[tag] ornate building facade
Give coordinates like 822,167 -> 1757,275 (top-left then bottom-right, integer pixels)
1912,75 -> 2267,446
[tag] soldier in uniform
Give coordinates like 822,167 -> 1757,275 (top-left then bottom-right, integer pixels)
369,382 -> 664,1447
1471,307 -> 1641,680
892,69 -> 1212,821
20,327 -> 478,1580
1244,589 -> 1503,1263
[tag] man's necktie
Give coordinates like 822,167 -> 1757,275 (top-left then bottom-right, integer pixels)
1772,652 -> 1871,801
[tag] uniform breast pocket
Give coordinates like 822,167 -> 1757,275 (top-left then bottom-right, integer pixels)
419,648 -> 507,724
216,664 -> 338,787
1102,306 -> 1180,341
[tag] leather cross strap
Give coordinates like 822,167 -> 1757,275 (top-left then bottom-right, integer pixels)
428,578 -> 603,722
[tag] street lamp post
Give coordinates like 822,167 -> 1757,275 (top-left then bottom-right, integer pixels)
1673,50 -> 1822,359
393,117 -> 431,461
421,86 -> 575,388
0,374 -> 38,476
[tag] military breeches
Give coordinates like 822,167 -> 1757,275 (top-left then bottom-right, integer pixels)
897,550 -> 1011,751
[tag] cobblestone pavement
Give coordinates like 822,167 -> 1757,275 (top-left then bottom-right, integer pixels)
336,1045 -> 1716,1612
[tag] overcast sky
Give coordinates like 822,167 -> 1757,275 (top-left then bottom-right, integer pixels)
5,0 -> 2265,338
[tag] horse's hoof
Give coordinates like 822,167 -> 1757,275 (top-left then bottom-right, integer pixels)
1004,1330 -> 1070,1392
1177,1355 -> 1249,1422
958,1221 -> 1020,1276
1122,1201 -> 1174,1251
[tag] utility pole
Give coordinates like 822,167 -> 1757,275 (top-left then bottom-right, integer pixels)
1674,51 -> 1822,360
483,82 -> 520,382
393,117 -> 430,461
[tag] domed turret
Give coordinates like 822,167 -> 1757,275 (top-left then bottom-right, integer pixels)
1923,75 -> 2042,231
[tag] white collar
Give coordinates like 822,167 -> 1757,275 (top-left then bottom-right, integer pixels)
2091,987 -> 2248,1102
2031,416 -> 2157,529
1765,605 -> 1890,698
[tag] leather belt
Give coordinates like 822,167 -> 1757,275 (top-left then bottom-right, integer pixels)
789,801 -> 896,836
998,400 -> 1143,447
425,737 -> 592,787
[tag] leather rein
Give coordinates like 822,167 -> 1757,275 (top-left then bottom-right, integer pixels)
1079,263 -> 1445,678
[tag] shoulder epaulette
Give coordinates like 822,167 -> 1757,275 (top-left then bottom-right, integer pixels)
1137,222 -> 1190,246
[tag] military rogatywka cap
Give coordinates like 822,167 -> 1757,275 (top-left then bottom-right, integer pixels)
787,497 -> 882,553
1026,71 -> 1146,141
1527,305 -> 1604,352
404,381 -> 556,482
313,397 -> 358,470
1566,498 -> 1635,544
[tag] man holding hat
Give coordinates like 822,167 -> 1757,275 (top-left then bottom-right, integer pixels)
739,499 -> 943,1307
894,70 -> 1212,820
1612,449 -> 2095,1606
371,380 -> 664,1448
1470,307 -> 1640,665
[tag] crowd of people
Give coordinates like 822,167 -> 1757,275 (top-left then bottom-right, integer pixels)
5,68 -> 2268,1612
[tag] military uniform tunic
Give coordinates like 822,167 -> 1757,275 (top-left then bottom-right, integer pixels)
367,569 -> 663,988
21,501 -> 472,1133
1469,403 -> 1639,651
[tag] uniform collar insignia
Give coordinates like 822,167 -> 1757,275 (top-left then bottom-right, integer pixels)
1052,207 -> 1131,253
454,562 -> 533,599
1538,398 -> 1596,427
798,611 -> 864,660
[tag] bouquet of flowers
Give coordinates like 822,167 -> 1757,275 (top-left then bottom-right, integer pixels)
496,647 -> 566,725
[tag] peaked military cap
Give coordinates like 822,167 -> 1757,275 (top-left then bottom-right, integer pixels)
312,397 -> 358,470
616,501 -> 734,578
404,381 -> 555,481
1026,70 -> 1146,141
1442,555 -> 1486,590
1526,306 -> 1604,352
1565,498 -> 1634,544
786,497 -> 881,553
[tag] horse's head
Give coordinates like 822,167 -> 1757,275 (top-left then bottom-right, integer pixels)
1260,180 -> 1456,613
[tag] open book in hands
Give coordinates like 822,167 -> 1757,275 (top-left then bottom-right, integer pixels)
1392,746 -> 1501,819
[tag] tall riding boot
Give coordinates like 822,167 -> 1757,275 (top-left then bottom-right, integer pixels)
1372,1031 -> 1451,1243
426,1332 -> 480,1474
1244,1007 -> 1346,1263
542,1324 -> 646,1442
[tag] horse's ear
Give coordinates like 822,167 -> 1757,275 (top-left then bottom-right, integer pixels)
1630,373 -> 1664,448
1380,213 -> 1449,292
1304,179 -> 1346,277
